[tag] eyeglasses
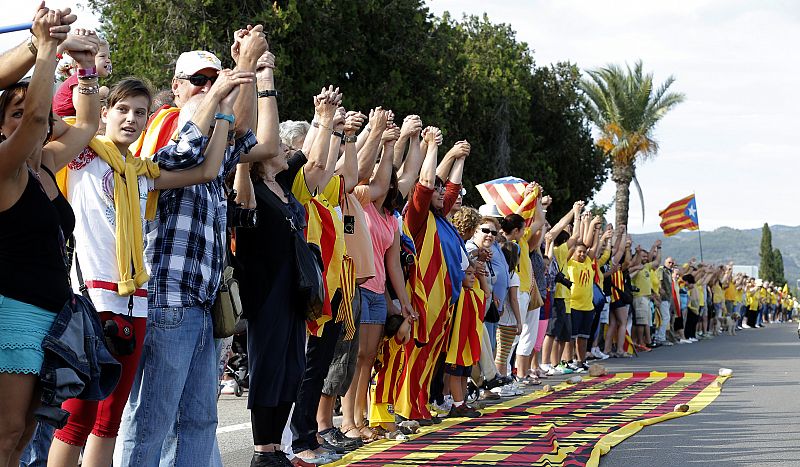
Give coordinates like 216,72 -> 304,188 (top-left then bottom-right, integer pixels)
176,73 -> 217,87
480,227 -> 498,236
434,185 -> 446,193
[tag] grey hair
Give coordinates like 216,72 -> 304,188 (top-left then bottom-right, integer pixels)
177,94 -> 206,129
279,120 -> 310,148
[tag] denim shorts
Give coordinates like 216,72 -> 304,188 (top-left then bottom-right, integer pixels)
359,287 -> 387,325
0,294 -> 56,375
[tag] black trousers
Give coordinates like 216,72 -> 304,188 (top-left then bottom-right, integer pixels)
429,353 -> 447,406
291,292 -> 343,452
684,311 -> 699,339
252,402 -> 293,445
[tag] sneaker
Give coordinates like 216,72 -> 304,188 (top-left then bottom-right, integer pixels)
554,364 -> 574,375
663,341 -> 674,346
579,362 -> 590,372
432,396 -> 453,414
741,323 -> 751,329
483,376 -> 505,390
539,363 -> 553,373
448,403 -> 481,418
688,337 -> 698,342
497,384 -> 517,397
566,361 -> 585,373
220,380 -> 236,395
591,347 -> 610,360
479,389 -> 500,400
678,339 -> 692,344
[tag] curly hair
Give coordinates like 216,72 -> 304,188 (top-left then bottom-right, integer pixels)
452,206 -> 481,239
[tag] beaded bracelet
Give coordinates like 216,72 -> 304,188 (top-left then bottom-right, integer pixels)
78,85 -> 101,95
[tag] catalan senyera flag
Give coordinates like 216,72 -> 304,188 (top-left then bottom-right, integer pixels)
659,195 -> 699,237
476,177 -> 540,220
131,105 -> 181,159
445,285 -> 485,367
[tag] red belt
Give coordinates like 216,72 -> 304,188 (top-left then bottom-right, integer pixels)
84,280 -> 148,298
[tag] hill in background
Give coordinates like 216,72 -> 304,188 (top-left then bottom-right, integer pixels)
631,225 -> 800,287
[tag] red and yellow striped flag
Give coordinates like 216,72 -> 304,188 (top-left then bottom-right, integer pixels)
130,105 -> 181,159
445,286 -> 485,367
476,177 -> 540,220
659,195 -> 699,237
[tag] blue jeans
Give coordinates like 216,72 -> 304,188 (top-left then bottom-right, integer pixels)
19,423 -> 54,467
484,321 -> 498,354
118,306 -> 218,467
359,287 -> 387,324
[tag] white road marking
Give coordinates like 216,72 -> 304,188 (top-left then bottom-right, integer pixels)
217,422 -> 251,434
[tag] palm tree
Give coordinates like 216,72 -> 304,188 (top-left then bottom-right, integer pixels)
580,60 -> 685,228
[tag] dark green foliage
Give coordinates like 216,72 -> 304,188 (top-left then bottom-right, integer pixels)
89,0 -> 607,215
759,223 -> 786,285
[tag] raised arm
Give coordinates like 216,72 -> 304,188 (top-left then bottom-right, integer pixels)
355,107 -> 387,183
0,4 -> 75,89
44,29 -> 102,172
393,115 -> 420,168
302,86 -> 339,193
230,25 -> 268,137
0,8 -> 61,179
366,124 -> 400,202
155,70 -> 253,189
648,239 -> 662,269
336,111 -> 366,193
397,118 -> 424,197
418,126 -> 440,189
567,202 -> 584,250
240,51 -> 280,163
548,201 -> 580,241
445,141 -> 469,185
436,140 -> 468,181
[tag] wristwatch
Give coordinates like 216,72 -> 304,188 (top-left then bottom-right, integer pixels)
214,113 -> 235,125
257,89 -> 278,98
27,35 -> 38,56
343,134 -> 358,143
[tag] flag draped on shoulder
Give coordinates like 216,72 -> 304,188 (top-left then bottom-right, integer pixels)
659,194 -> 699,237
476,177 -> 539,220
131,105 -> 181,159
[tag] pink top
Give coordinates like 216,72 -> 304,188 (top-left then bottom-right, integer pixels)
358,192 -> 398,294
53,74 -> 79,117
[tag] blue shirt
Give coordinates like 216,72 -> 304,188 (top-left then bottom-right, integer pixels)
145,122 -> 257,310
489,241 -> 510,310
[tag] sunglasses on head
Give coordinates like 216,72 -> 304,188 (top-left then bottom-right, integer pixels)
481,227 -> 498,236
177,73 -> 217,87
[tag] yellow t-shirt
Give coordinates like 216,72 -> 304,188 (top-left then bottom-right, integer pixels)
632,264 -> 653,298
516,228 -> 533,294
554,243 -> 571,300
724,283 -> 738,301
567,258 -> 595,311
650,269 -> 661,296
697,283 -> 705,305
596,249 -> 611,268
712,283 -> 724,304
746,291 -> 758,311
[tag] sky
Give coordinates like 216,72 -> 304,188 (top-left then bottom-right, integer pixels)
2,1 -> 797,234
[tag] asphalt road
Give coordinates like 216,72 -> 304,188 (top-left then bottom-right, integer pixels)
217,322 -> 800,466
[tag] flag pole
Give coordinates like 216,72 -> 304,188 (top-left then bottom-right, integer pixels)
694,191 -> 703,262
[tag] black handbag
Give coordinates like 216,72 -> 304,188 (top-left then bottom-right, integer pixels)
484,300 -> 501,323
255,183 -> 325,320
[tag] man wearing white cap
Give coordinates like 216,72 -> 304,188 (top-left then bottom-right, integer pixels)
118,26 -> 279,467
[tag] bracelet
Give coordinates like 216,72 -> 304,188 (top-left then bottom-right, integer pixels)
312,120 -> 332,131
257,89 -> 278,98
77,85 -> 100,95
214,113 -> 235,125
332,130 -> 344,139
27,36 -> 38,56
78,66 -> 98,78
77,76 -> 99,84
343,134 -> 357,143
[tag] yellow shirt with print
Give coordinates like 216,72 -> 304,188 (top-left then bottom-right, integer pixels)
553,243 -> 572,313
567,257 -> 595,311
292,171 -> 346,301
712,283 -> 724,304
632,264 -> 652,298
724,283 -> 738,302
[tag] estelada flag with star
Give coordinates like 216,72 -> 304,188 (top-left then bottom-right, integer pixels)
475,177 -> 540,220
659,194 -> 699,237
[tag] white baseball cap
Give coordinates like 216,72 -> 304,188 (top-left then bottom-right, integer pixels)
478,204 -> 503,218
174,51 -> 222,77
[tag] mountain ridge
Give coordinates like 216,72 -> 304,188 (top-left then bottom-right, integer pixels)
631,225 -> 800,287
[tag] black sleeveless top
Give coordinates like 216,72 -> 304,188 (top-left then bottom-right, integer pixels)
0,167 -> 74,312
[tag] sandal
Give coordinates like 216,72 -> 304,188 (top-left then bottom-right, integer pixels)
357,426 -> 382,444
339,424 -> 362,441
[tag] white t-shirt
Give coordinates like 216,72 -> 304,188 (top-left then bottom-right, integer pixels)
66,148 -> 155,317
499,272 -> 520,326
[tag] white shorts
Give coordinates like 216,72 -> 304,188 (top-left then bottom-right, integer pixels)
517,294 -> 540,357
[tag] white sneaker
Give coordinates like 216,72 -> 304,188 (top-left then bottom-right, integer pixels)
220,380 -> 236,395
539,363 -> 553,373
679,339 -> 692,344
591,347 -> 610,360
498,384 -> 517,397
688,337 -> 698,342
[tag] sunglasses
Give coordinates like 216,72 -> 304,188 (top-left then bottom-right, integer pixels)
177,73 -> 217,87
434,184 -> 446,193
480,227 -> 498,236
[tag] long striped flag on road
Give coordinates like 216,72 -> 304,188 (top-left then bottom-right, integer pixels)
659,194 -> 699,237
475,177 -> 539,220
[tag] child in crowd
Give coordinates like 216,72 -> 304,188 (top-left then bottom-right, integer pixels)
369,314 -> 412,438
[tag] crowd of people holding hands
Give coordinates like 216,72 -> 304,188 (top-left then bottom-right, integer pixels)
1,4 -> 797,467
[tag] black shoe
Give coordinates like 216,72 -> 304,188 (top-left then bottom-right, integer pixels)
448,404 -> 481,418
430,415 -> 442,424
483,376 -> 505,390
414,418 -> 433,426
319,428 -> 360,453
251,451 -> 292,467
332,427 -> 363,450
